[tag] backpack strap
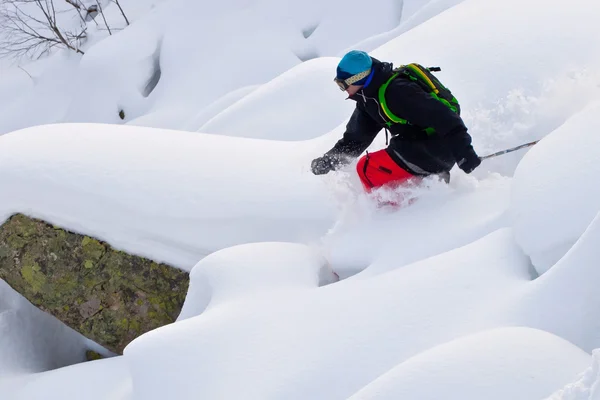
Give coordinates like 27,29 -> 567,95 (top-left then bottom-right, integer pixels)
377,63 -> 460,134
378,72 -> 407,125
405,63 -> 460,114
405,64 -> 440,95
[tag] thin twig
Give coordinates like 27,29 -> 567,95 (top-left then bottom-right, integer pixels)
95,0 -> 111,35
18,65 -> 35,82
0,0 -> 86,58
112,0 -> 129,25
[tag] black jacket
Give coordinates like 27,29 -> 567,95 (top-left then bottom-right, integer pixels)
327,58 -> 478,176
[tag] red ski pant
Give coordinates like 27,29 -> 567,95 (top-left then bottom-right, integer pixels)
356,149 -> 416,192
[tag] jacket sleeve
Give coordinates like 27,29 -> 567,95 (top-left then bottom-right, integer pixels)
326,105 -> 382,161
386,81 -> 478,162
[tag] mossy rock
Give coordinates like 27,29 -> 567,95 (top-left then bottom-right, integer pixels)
86,350 -> 104,361
0,214 -> 189,354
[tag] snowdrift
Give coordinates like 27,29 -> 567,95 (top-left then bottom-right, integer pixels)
349,327 -> 589,400
178,242 -> 336,320
124,229 -> 532,400
511,101 -> 600,275
500,211 -> 600,353
370,0 -> 600,176
0,281 -> 92,376
197,57 -> 355,140
2,0 -> 600,398
549,350 -> 600,400
0,0 -> 402,135
0,123 -> 336,269
0,356 -> 131,400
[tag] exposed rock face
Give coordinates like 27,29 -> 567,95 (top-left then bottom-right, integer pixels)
0,214 -> 189,354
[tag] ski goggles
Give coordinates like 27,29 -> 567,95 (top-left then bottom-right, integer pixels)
333,69 -> 372,91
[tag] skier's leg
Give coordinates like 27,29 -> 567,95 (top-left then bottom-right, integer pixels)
356,149 -> 415,192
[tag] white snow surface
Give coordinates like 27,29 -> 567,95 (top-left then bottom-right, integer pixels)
0,0 -> 401,135
548,349 -> 600,400
0,281 -> 102,377
2,0 -> 600,399
511,101 -> 600,275
348,327 -> 589,400
0,123 -> 337,268
197,57 -> 355,140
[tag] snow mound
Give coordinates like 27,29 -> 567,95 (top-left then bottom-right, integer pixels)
370,0 -> 600,176
63,16 -> 164,125
349,327 -> 589,400
198,58 -> 354,140
178,242 -> 335,320
3,0 -> 600,397
501,211 -> 600,352
0,356 -> 130,400
0,281 -> 93,376
0,0 -> 402,135
179,86 -> 260,132
510,102 -> 600,275
124,229 -> 532,400
0,123 -> 336,269
324,174 -> 510,277
349,0 -> 468,53
373,0 -> 600,108
548,349 -> 600,400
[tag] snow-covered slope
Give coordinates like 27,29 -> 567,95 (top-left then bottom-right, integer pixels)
0,0 -> 402,135
511,101 -> 600,275
0,123 -> 336,268
348,328 -> 589,400
2,0 -> 600,399
0,281 -> 99,376
370,0 -> 600,176
549,350 -> 600,400
197,57 -> 355,140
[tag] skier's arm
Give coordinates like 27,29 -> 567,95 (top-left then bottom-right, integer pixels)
326,106 -> 382,161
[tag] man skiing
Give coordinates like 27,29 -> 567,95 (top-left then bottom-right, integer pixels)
311,50 -> 481,192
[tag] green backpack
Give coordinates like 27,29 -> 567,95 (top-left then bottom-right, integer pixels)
378,63 -> 460,135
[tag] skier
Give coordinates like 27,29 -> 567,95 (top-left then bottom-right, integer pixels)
311,50 -> 481,192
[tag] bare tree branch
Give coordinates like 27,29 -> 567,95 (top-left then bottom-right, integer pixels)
0,0 -> 87,59
94,0 -> 111,35
0,0 -> 132,60
65,0 -> 88,26
111,0 -> 128,26
18,65 -> 35,82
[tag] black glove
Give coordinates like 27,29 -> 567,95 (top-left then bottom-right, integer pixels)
445,127 -> 481,174
456,151 -> 481,174
311,154 -> 339,175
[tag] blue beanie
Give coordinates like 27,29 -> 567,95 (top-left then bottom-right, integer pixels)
336,50 -> 373,85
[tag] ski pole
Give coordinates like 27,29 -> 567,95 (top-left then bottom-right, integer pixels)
480,140 -> 539,160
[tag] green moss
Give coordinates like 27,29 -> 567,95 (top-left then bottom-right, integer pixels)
1,213 -> 190,355
86,350 -> 103,361
6,234 -> 27,249
56,275 -> 78,294
0,244 -> 11,260
82,237 -> 105,261
15,216 -> 38,237
21,263 -> 46,293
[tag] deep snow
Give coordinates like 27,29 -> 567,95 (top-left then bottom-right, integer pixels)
2,0 -> 600,399
511,101 -> 600,275
0,0 -> 401,135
